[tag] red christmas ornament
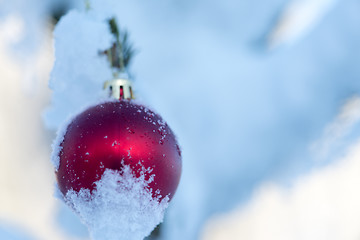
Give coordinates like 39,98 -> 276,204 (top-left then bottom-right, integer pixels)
55,79 -> 182,201
54,17 -> 181,203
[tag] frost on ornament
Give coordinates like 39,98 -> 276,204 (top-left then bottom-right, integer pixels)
62,166 -> 169,240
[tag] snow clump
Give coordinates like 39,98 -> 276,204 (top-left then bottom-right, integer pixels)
44,9 -> 114,129
63,166 -> 169,240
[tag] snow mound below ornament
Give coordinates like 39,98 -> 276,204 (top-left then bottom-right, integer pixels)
60,166 -> 169,240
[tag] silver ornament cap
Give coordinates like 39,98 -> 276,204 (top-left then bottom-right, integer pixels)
104,78 -> 134,100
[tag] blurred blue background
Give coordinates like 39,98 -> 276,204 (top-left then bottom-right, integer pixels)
1,0 -> 360,239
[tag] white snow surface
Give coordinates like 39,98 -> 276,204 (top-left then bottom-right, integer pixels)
63,166 -> 169,240
267,0 -> 337,49
44,9 -> 114,129
51,119 -> 66,170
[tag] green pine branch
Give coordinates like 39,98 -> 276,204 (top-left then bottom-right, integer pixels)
106,17 -> 136,74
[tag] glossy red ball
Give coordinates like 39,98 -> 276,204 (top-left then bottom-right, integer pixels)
56,100 -> 182,201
